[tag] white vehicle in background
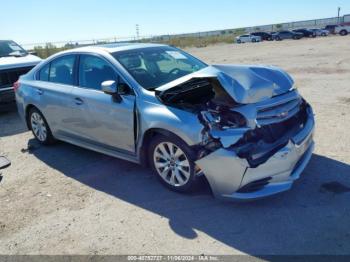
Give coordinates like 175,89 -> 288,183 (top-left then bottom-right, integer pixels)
335,25 -> 350,36
236,34 -> 261,44
309,28 -> 330,37
0,40 -> 41,111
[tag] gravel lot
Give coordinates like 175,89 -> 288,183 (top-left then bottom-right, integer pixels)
0,36 -> 350,256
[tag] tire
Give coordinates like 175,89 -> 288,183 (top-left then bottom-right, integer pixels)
148,135 -> 198,193
321,33 -> 326,37
28,107 -> 55,145
340,30 -> 348,36
237,40 -> 241,44
275,36 -> 281,41
252,38 -> 256,43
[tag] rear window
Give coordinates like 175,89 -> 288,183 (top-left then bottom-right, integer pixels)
38,63 -> 50,81
37,55 -> 76,85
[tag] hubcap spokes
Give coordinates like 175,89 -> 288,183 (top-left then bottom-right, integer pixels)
31,112 -> 47,142
153,142 -> 191,187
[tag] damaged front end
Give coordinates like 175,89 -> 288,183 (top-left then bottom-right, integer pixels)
156,65 -> 315,200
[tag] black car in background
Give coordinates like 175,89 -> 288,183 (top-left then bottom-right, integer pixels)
251,32 -> 273,41
272,30 -> 304,41
293,29 -> 316,38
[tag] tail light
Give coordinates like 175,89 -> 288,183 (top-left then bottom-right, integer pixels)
13,81 -> 20,92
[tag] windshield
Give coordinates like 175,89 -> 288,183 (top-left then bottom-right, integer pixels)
0,40 -> 28,58
112,46 -> 207,90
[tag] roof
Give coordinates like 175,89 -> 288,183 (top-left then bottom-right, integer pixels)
72,43 -> 167,54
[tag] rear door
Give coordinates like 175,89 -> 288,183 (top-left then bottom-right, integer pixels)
241,35 -> 249,42
280,31 -> 289,39
33,55 -> 77,135
70,54 -> 136,154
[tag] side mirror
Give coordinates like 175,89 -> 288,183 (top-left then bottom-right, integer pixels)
117,83 -> 132,95
29,51 -> 38,56
101,80 -> 118,95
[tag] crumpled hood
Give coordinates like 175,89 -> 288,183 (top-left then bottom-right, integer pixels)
156,64 -> 294,104
0,54 -> 42,70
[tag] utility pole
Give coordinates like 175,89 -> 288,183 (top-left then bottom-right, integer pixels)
136,24 -> 140,41
338,7 -> 341,24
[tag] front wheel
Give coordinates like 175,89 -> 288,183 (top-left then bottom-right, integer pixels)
29,108 -> 55,145
149,135 -> 198,193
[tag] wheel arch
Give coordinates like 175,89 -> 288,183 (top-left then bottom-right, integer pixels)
25,104 -> 39,130
139,128 -> 195,167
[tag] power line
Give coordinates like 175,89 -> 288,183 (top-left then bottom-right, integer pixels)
136,24 -> 140,40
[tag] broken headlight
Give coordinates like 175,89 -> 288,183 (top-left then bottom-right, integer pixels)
201,109 -> 247,129
219,111 -> 247,129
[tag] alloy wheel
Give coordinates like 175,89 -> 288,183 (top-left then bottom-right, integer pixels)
153,142 -> 191,187
30,112 -> 47,142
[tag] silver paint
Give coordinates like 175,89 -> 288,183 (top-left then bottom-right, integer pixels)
16,43 -> 315,201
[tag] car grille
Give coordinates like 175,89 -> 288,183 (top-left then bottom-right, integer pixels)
256,93 -> 302,126
0,66 -> 34,89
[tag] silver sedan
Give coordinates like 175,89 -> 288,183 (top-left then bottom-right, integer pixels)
15,43 -> 315,201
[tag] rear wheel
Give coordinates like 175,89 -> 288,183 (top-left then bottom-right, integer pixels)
252,38 -> 256,43
275,36 -> 281,41
340,30 -> 348,36
28,108 -> 55,145
149,135 -> 198,193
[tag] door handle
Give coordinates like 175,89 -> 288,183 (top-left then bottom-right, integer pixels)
36,89 -> 43,95
74,97 -> 84,105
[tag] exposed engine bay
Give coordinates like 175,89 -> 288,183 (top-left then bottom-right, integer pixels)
157,77 -> 310,169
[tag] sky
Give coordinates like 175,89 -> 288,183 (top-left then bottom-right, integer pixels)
1,0 -> 349,46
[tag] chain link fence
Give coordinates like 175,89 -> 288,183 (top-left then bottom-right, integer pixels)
20,15 -> 349,58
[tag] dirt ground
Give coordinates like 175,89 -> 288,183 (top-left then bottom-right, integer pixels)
0,36 -> 350,256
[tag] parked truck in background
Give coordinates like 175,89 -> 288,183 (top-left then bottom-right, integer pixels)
0,40 -> 41,111
335,25 -> 350,36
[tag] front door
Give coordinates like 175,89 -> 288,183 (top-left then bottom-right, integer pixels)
70,54 -> 136,154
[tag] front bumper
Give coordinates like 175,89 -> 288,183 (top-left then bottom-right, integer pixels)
196,107 -> 315,201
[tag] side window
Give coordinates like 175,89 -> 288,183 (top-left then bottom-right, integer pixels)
49,55 -> 75,85
38,63 -> 50,81
79,55 -> 117,90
